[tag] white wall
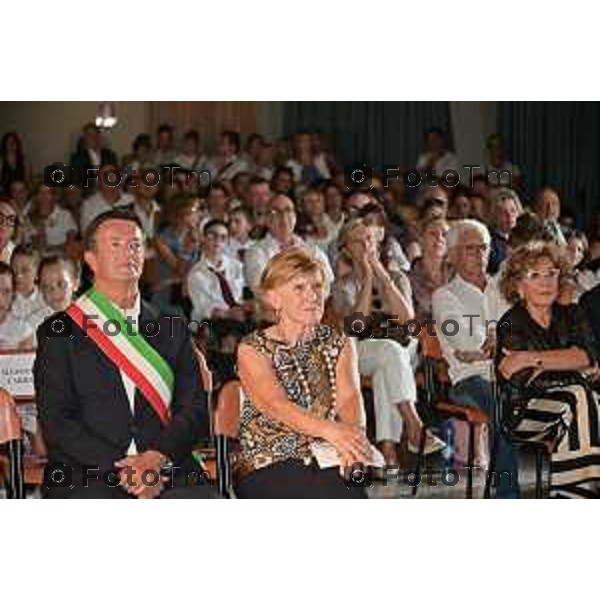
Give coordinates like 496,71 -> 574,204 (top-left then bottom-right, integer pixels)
0,101 -> 149,176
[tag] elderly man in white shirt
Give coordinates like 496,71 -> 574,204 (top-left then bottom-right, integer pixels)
432,219 -> 519,498
80,165 -> 134,233
243,194 -> 334,295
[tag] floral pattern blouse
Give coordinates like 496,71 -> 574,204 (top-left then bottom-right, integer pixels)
235,324 -> 347,480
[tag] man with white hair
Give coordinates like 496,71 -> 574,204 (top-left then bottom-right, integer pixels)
432,219 -> 518,498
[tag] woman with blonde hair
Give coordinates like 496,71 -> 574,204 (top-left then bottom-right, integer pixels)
496,241 -> 600,498
235,247 -> 374,498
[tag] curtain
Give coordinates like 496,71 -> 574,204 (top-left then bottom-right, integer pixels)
148,102 -> 258,154
282,101 -> 452,171
497,102 -> 600,228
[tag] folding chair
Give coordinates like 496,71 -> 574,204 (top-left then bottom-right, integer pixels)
0,389 -> 25,499
413,329 -> 489,499
483,380 -> 553,499
213,380 -> 241,498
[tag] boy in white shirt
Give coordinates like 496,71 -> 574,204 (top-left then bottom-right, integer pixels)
10,245 -> 45,322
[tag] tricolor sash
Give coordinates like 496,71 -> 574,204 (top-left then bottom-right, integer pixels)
66,288 -> 174,424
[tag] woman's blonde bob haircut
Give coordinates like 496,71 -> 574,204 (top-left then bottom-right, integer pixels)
258,246 -> 329,321
500,240 -> 567,304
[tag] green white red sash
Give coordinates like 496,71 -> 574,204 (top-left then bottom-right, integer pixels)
66,288 -> 174,424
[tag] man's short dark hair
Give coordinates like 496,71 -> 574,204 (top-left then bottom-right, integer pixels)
203,218 -> 229,236
84,208 -> 144,251
221,130 -> 241,154
37,254 -> 80,283
249,176 -> 269,187
272,166 -> 294,180
157,123 -> 174,136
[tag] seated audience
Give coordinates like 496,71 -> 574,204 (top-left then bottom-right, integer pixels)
0,196 -> 19,264
225,204 -> 255,262
286,131 -> 330,185
235,247 -> 371,498
243,194 -> 333,295
247,176 -> 273,238
187,218 -> 252,332
407,216 -> 451,323
24,184 -> 78,252
487,187 -> 523,275
122,133 -> 155,173
416,127 -> 458,176
175,129 -> 207,172
79,165 -> 134,233
536,186 -> 569,246
10,245 -> 45,322
70,123 -> 118,194
0,262 -> 34,349
8,179 -> 30,215
153,196 -> 201,314
206,130 -> 248,182
485,133 -> 521,185
29,255 -> 80,331
270,166 -> 295,197
497,241 -> 600,499
432,219 -> 518,497
330,219 -> 443,466
297,187 -> 339,252
323,182 -> 346,238
153,124 -> 177,167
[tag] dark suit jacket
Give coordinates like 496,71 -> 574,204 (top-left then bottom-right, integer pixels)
34,300 -> 209,494
70,145 -> 119,192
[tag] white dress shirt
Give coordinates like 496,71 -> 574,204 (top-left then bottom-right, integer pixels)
243,233 -> 334,294
205,155 -> 249,182
432,274 -> 510,385
187,254 -> 245,322
80,192 -> 135,233
417,150 -> 459,175
224,237 -> 255,261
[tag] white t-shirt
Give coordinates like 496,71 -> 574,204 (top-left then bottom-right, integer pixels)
417,151 -> 459,175
24,206 -> 78,248
80,192 -> 135,233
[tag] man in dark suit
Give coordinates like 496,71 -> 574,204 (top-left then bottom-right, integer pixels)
70,123 -> 118,195
34,208 -> 218,498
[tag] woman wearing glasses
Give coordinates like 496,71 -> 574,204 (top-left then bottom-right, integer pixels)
496,241 -> 600,498
0,197 -> 19,264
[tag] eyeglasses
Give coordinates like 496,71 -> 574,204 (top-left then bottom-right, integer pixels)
0,213 -> 17,228
524,268 -> 560,282
270,207 -> 295,217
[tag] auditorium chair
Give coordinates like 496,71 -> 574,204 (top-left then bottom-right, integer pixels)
191,345 -> 218,480
0,389 -> 25,499
413,328 -> 490,499
213,380 -> 241,498
483,379 -> 554,499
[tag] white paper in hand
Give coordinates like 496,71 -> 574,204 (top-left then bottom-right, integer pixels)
310,441 -> 387,469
